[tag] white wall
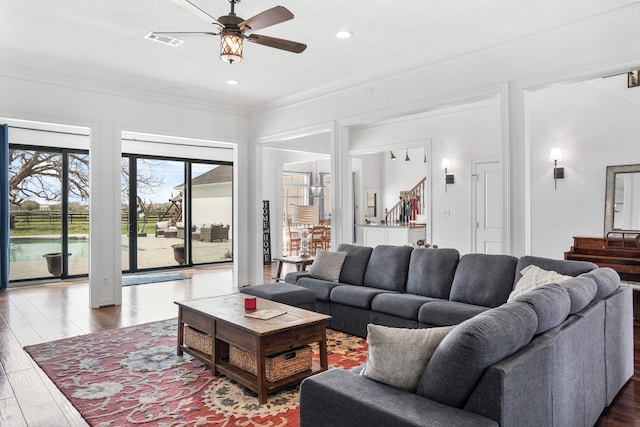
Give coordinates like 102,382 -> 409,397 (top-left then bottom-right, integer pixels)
350,103 -> 501,252
1,74 -> 248,306
529,79 -> 640,258
251,6 -> 640,262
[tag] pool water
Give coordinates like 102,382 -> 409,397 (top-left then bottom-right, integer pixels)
9,237 -> 90,262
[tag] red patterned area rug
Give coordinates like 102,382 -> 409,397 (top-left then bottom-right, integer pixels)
24,319 -> 367,427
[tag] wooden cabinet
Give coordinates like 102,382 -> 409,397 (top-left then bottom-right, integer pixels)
564,235 -> 640,281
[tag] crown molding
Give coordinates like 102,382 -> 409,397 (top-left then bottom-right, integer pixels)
249,2 -> 640,116
0,64 -> 249,117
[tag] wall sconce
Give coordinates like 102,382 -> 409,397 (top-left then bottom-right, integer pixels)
405,149 -> 410,162
549,147 -> 564,190
441,158 -> 454,192
390,151 -> 397,160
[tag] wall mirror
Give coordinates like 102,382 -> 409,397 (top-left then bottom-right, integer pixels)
604,164 -> 640,234
364,187 -> 381,223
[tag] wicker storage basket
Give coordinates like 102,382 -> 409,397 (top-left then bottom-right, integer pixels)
229,345 -> 312,382
184,325 -> 212,354
184,325 -> 229,359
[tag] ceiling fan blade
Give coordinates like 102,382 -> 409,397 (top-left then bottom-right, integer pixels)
239,6 -> 294,32
170,0 -> 224,28
150,31 -> 219,37
247,34 -> 307,53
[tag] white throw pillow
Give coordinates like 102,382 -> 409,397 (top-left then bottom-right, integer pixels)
308,250 -> 347,282
361,324 -> 455,392
508,265 -> 572,302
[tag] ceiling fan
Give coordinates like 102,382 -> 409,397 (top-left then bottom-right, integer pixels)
151,0 -> 307,64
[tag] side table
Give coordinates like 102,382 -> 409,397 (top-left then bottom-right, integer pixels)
272,255 -> 315,282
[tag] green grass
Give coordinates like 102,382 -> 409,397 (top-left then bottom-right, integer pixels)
11,211 -> 159,236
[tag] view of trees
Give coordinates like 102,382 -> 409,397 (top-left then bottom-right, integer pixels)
8,150 -> 88,206
9,150 -> 165,211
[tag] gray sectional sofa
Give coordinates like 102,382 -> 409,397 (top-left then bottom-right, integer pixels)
282,244 -> 633,427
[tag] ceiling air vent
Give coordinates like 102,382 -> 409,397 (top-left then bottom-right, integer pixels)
145,32 -> 184,47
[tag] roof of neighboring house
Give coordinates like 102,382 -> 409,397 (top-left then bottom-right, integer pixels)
191,165 -> 232,186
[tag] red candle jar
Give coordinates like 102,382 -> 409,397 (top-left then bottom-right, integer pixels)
244,296 -> 257,310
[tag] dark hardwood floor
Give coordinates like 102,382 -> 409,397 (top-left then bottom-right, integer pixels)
0,264 -> 638,426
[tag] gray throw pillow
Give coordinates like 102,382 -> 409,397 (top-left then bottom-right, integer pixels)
308,250 -> 347,282
361,324 -> 454,392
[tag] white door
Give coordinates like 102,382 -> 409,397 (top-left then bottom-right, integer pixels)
473,160 -> 501,254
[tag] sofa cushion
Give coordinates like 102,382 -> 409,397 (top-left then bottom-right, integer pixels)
308,250 -> 347,282
449,254 -> 518,307
417,301 -> 537,408
514,255 -> 597,283
296,277 -> 343,301
579,267 -> 620,300
330,285 -> 394,310
239,283 -> 316,309
418,301 -> 489,327
372,293 -> 442,320
336,244 -> 373,286
507,265 -> 572,302
406,248 -> 460,298
361,324 -> 455,392
513,284 -> 571,334
363,245 -> 413,291
560,276 -> 598,314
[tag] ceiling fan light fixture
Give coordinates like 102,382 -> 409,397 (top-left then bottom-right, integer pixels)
220,32 -> 243,63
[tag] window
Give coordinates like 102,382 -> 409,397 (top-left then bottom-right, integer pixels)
282,172 -> 309,220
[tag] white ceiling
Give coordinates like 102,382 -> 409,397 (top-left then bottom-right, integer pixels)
2,0 -> 640,110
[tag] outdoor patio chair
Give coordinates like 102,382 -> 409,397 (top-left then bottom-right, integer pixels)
200,224 -> 230,242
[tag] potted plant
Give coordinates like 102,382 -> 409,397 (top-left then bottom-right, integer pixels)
171,243 -> 185,265
43,252 -> 71,276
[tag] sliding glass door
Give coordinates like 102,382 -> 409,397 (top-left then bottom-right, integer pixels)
122,154 -> 232,273
191,163 -> 233,264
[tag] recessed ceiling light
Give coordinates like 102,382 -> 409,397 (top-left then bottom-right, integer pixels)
226,80 -> 239,85
336,30 -> 352,39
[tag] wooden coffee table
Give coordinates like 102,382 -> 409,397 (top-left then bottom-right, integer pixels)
175,293 -> 331,404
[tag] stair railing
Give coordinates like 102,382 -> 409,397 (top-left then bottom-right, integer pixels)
384,176 -> 426,225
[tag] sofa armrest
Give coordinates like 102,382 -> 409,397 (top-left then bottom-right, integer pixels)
464,337 -> 553,427
300,369 -> 498,427
603,285 -> 634,404
284,271 -> 311,284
